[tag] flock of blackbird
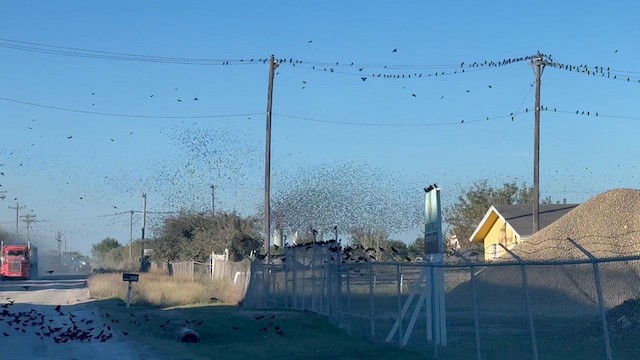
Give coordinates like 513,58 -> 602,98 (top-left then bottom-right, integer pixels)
1,298 -> 287,344
0,300 -> 117,343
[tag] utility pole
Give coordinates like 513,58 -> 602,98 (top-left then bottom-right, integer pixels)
264,55 -> 277,262
532,52 -> 545,234
129,210 -> 134,259
55,230 -> 63,266
20,213 -> 37,248
8,203 -> 26,242
140,193 -> 147,271
210,184 -> 215,215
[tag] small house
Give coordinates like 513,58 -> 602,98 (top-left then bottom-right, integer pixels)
469,204 -> 578,261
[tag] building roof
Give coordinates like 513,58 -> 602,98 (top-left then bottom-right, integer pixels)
470,203 -> 579,242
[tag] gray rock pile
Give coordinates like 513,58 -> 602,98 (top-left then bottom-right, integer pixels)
514,188 -> 640,261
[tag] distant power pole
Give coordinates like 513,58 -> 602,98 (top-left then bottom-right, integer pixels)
140,193 -> 147,271
264,55 -> 278,262
531,52 -> 546,234
129,210 -> 134,259
20,213 -> 37,247
210,184 -> 215,215
8,203 -> 26,242
55,230 -> 63,265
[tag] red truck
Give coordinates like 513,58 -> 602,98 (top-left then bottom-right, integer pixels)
0,242 -> 38,280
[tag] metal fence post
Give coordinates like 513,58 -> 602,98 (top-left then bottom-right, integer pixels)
291,250 -> 298,309
568,239 -> 613,360
302,254 -> 307,310
499,244 -> 539,360
284,260 -> 289,308
455,251 -> 482,360
346,266 -> 352,335
369,263 -> 376,337
396,264 -> 404,345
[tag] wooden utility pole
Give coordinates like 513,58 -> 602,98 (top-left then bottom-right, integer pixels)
8,203 -> 26,242
20,213 -> 47,248
140,193 -> 147,271
532,52 -> 545,234
210,184 -> 215,215
264,55 -> 277,262
129,210 -> 134,259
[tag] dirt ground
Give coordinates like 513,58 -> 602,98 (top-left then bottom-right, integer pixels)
0,286 -> 157,360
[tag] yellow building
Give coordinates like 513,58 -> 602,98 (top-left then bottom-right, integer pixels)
469,204 -> 577,261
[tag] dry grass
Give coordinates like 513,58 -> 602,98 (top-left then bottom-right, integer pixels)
88,273 -> 244,307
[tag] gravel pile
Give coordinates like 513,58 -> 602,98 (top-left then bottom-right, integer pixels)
512,188 -> 640,261
447,189 -> 640,315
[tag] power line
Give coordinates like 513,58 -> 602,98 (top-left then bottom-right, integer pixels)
100,210 -> 178,218
284,63 -> 493,79
548,61 -> 640,83
0,38 -> 266,65
0,96 -> 264,119
0,37 -> 543,77
281,54 -> 541,79
272,111 -> 526,127
541,107 -> 640,121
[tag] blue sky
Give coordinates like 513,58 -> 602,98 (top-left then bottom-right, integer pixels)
1,1 -> 640,255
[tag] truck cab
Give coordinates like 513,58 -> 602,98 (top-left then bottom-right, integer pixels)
0,244 -> 37,279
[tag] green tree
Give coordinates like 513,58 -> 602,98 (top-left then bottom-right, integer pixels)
91,237 -> 122,260
444,180 -> 551,247
385,239 -> 409,261
151,212 -> 262,262
407,237 -> 425,256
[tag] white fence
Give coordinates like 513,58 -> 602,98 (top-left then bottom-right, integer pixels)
169,257 -> 250,290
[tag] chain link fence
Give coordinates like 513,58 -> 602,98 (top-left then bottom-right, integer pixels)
242,243 -> 640,360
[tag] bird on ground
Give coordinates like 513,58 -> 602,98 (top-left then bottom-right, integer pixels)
22,286 -> 29,291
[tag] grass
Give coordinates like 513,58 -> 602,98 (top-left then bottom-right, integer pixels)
88,273 -> 640,360
87,273 -> 427,360
91,300 -> 428,360
88,273 -> 244,307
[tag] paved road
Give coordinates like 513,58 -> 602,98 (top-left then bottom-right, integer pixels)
0,276 -> 155,360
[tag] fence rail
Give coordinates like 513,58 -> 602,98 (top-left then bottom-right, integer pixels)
243,243 -> 640,360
